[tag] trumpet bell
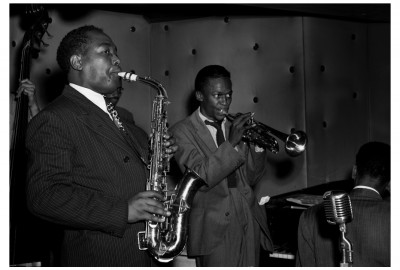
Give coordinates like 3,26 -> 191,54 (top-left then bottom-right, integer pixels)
225,111 -> 307,156
285,130 -> 307,157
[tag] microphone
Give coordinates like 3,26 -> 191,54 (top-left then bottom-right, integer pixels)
323,190 -> 353,225
323,190 -> 353,267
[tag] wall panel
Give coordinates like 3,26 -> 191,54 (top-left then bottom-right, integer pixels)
10,6 -> 390,198
368,23 -> 391,144
150,16 -> 308,197
303,17 -> 370,187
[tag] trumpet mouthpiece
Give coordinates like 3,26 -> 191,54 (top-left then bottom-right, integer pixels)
220,109 -> 228,115
118,72 -> 138,82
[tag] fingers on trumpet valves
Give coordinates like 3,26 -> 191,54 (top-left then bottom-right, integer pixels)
223,111 -> 255,119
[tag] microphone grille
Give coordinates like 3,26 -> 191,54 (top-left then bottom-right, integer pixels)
323,190 -> 353,225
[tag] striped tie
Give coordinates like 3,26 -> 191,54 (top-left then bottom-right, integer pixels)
106,102 -> 125,131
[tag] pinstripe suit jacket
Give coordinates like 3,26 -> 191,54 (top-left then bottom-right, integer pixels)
296,188 -> 390,267
170,110 -> 273,256
26,85 -> 151,266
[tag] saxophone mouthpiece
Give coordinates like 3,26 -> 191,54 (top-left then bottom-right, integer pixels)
118,72 -> 138,82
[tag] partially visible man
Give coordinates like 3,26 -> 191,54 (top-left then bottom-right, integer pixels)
15,79 -> 40,118
296,141 -> 390,267
26,25 -> 177,266
10,79 -> 40,145
170,65 -> 273,266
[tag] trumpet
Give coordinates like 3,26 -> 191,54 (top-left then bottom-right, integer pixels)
221,110 -> 307,157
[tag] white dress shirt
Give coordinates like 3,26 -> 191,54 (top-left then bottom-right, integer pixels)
353,185 -> 381,196
69,83 -> 112,120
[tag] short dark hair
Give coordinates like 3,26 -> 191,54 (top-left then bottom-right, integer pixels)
356,142 -> 390,184
56,25 -> 104,73
195,65 -> 231,93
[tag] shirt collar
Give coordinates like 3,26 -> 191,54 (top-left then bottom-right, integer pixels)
353,185 -> 380,196
69,83 -> 109,115
197,107 -> 226,125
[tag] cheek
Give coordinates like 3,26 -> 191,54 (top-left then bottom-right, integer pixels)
87,63 -> 111,85
87,66 -> 101,81
206,97 -> 218,106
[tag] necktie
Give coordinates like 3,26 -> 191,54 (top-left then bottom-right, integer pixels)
204,120 -> 225,146
205,120 -> 237,188
106,102 -> 125,131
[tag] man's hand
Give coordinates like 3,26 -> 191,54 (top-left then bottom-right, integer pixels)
163,132 -> 178,161
228,112 -> 255,147
17,79 -> 40,117
128,191 -> 171,223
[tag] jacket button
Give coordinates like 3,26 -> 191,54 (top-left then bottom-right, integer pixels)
123,156 -> 130,163
225,212 -> 230,216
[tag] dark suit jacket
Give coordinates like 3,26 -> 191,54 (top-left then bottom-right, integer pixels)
116,106 -> 135,125
26,86 -> 151,266
296,188 -> 390,267
170,110 -> 273,256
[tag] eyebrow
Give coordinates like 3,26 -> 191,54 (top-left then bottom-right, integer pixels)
213,91 -> 232,95
98,42 -> 117,51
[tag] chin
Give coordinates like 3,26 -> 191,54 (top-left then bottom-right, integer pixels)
214,115 -> 224,121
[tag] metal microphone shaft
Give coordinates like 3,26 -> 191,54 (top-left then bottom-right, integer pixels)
323,190 -> 354,267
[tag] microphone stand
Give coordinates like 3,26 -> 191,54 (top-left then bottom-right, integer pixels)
339,223 -> 353,267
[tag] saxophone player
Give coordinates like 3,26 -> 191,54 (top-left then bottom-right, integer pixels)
170,65 -> 274,266
25,25 -> 177,267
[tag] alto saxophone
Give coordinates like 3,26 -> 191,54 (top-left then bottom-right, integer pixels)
118,72 -> 206,263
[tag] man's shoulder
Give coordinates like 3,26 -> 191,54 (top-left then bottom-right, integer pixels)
171,117 -> 190,129
170,112 -> 197,132
300,202 -> 325,221
351,196 -> 390,215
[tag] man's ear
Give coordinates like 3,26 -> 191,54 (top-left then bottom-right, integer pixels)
351,165 -> 357,180
70,55 -> 83,71
195,91 -> 204,102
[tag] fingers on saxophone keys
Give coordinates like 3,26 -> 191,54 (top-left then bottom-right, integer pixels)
150,214 -> 167,223
164,144 -> 178,154
149,208 -> 171,223
163,134 -> 176,147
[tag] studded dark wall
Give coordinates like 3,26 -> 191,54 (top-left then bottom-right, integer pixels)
10,6 -> 390,198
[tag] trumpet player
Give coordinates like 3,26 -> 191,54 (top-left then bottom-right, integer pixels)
170,65 -> 273,266
25,25 -> 177,267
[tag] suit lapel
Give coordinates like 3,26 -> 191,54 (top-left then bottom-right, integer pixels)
124,127 -> 148,160
189,111 -> 219,152
63,86 -> 137,154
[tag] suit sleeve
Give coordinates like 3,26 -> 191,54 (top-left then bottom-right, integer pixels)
296,210 -> 317,266
26,110 -> 128,237
245,144 -> 267,187
171,122 -> 246,190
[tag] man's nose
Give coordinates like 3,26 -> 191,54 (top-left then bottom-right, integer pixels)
219,95 -> 228,105
112,56 -> 120,66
